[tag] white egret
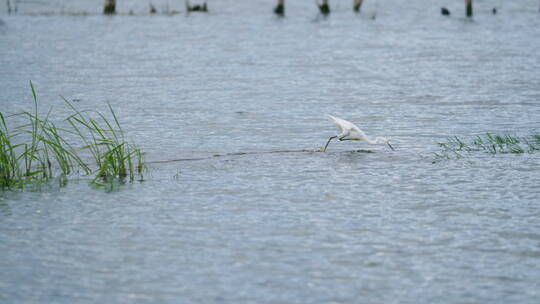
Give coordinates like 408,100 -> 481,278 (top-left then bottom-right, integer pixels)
323,115 -> 394,152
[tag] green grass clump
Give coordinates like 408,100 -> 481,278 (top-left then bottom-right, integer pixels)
65,99 -> 144,185
0,82 -> 144,190
434,133 -> 540,161
1,83 -> 90,189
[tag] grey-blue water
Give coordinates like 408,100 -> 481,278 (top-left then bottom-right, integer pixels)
1,1 -> 540,303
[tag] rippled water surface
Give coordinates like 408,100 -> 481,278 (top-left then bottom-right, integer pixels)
1,1 -> 540,303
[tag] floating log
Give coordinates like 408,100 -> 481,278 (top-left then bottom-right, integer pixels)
441,7 -> 450,15
465,0 -> 472,17
353,0 -> 363,12
274,0 -> 284,16
103,0 -> 116,15
318,0 -> 330,15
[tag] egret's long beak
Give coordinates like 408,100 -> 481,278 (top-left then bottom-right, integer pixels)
387,141 -> 395,151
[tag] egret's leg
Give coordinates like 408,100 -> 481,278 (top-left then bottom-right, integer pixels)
323,136 -> 337,152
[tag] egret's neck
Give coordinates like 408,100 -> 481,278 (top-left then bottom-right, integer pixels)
373,137 -> 387,145
366,137 -> 378,145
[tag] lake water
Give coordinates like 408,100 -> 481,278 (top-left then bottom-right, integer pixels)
1,1 -> 540,303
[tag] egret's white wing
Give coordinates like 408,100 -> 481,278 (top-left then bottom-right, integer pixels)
327,115 -> 367,140
348,127 -> 368,140
328,115 -> 351,131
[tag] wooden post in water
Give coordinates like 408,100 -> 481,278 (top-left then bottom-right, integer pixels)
318,0 -> 330,15
465,0 -> 472,17
6,0 -> 11,14
103,0 -> 116,15
353,0 -> 364,12
274,0 -> 284,16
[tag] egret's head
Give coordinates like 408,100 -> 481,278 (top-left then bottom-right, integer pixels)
375,137 -> 394,150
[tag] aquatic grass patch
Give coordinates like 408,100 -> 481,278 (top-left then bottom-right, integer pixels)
434,133 -> 540,161
0,82 -> 144,190
64,99 -> 145,185
1,83 -> 90,189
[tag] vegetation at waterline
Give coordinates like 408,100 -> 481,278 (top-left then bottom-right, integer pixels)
0,83 -> 144,190
64,98 -> 144,186
434,133 -> 540,161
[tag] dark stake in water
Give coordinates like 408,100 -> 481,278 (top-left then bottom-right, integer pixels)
441,7 -> 451,16
466,0 -> 473,17
274,0 -> 284,16
1,0 -> 540,303
353,0 -> 364,13
103,0 -> 115,14
318,0 -> 330,15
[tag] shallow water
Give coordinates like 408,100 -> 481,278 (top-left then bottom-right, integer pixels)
1,1 -> 540,303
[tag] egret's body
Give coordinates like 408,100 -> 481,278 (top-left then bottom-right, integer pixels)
323,115 -> 394,151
